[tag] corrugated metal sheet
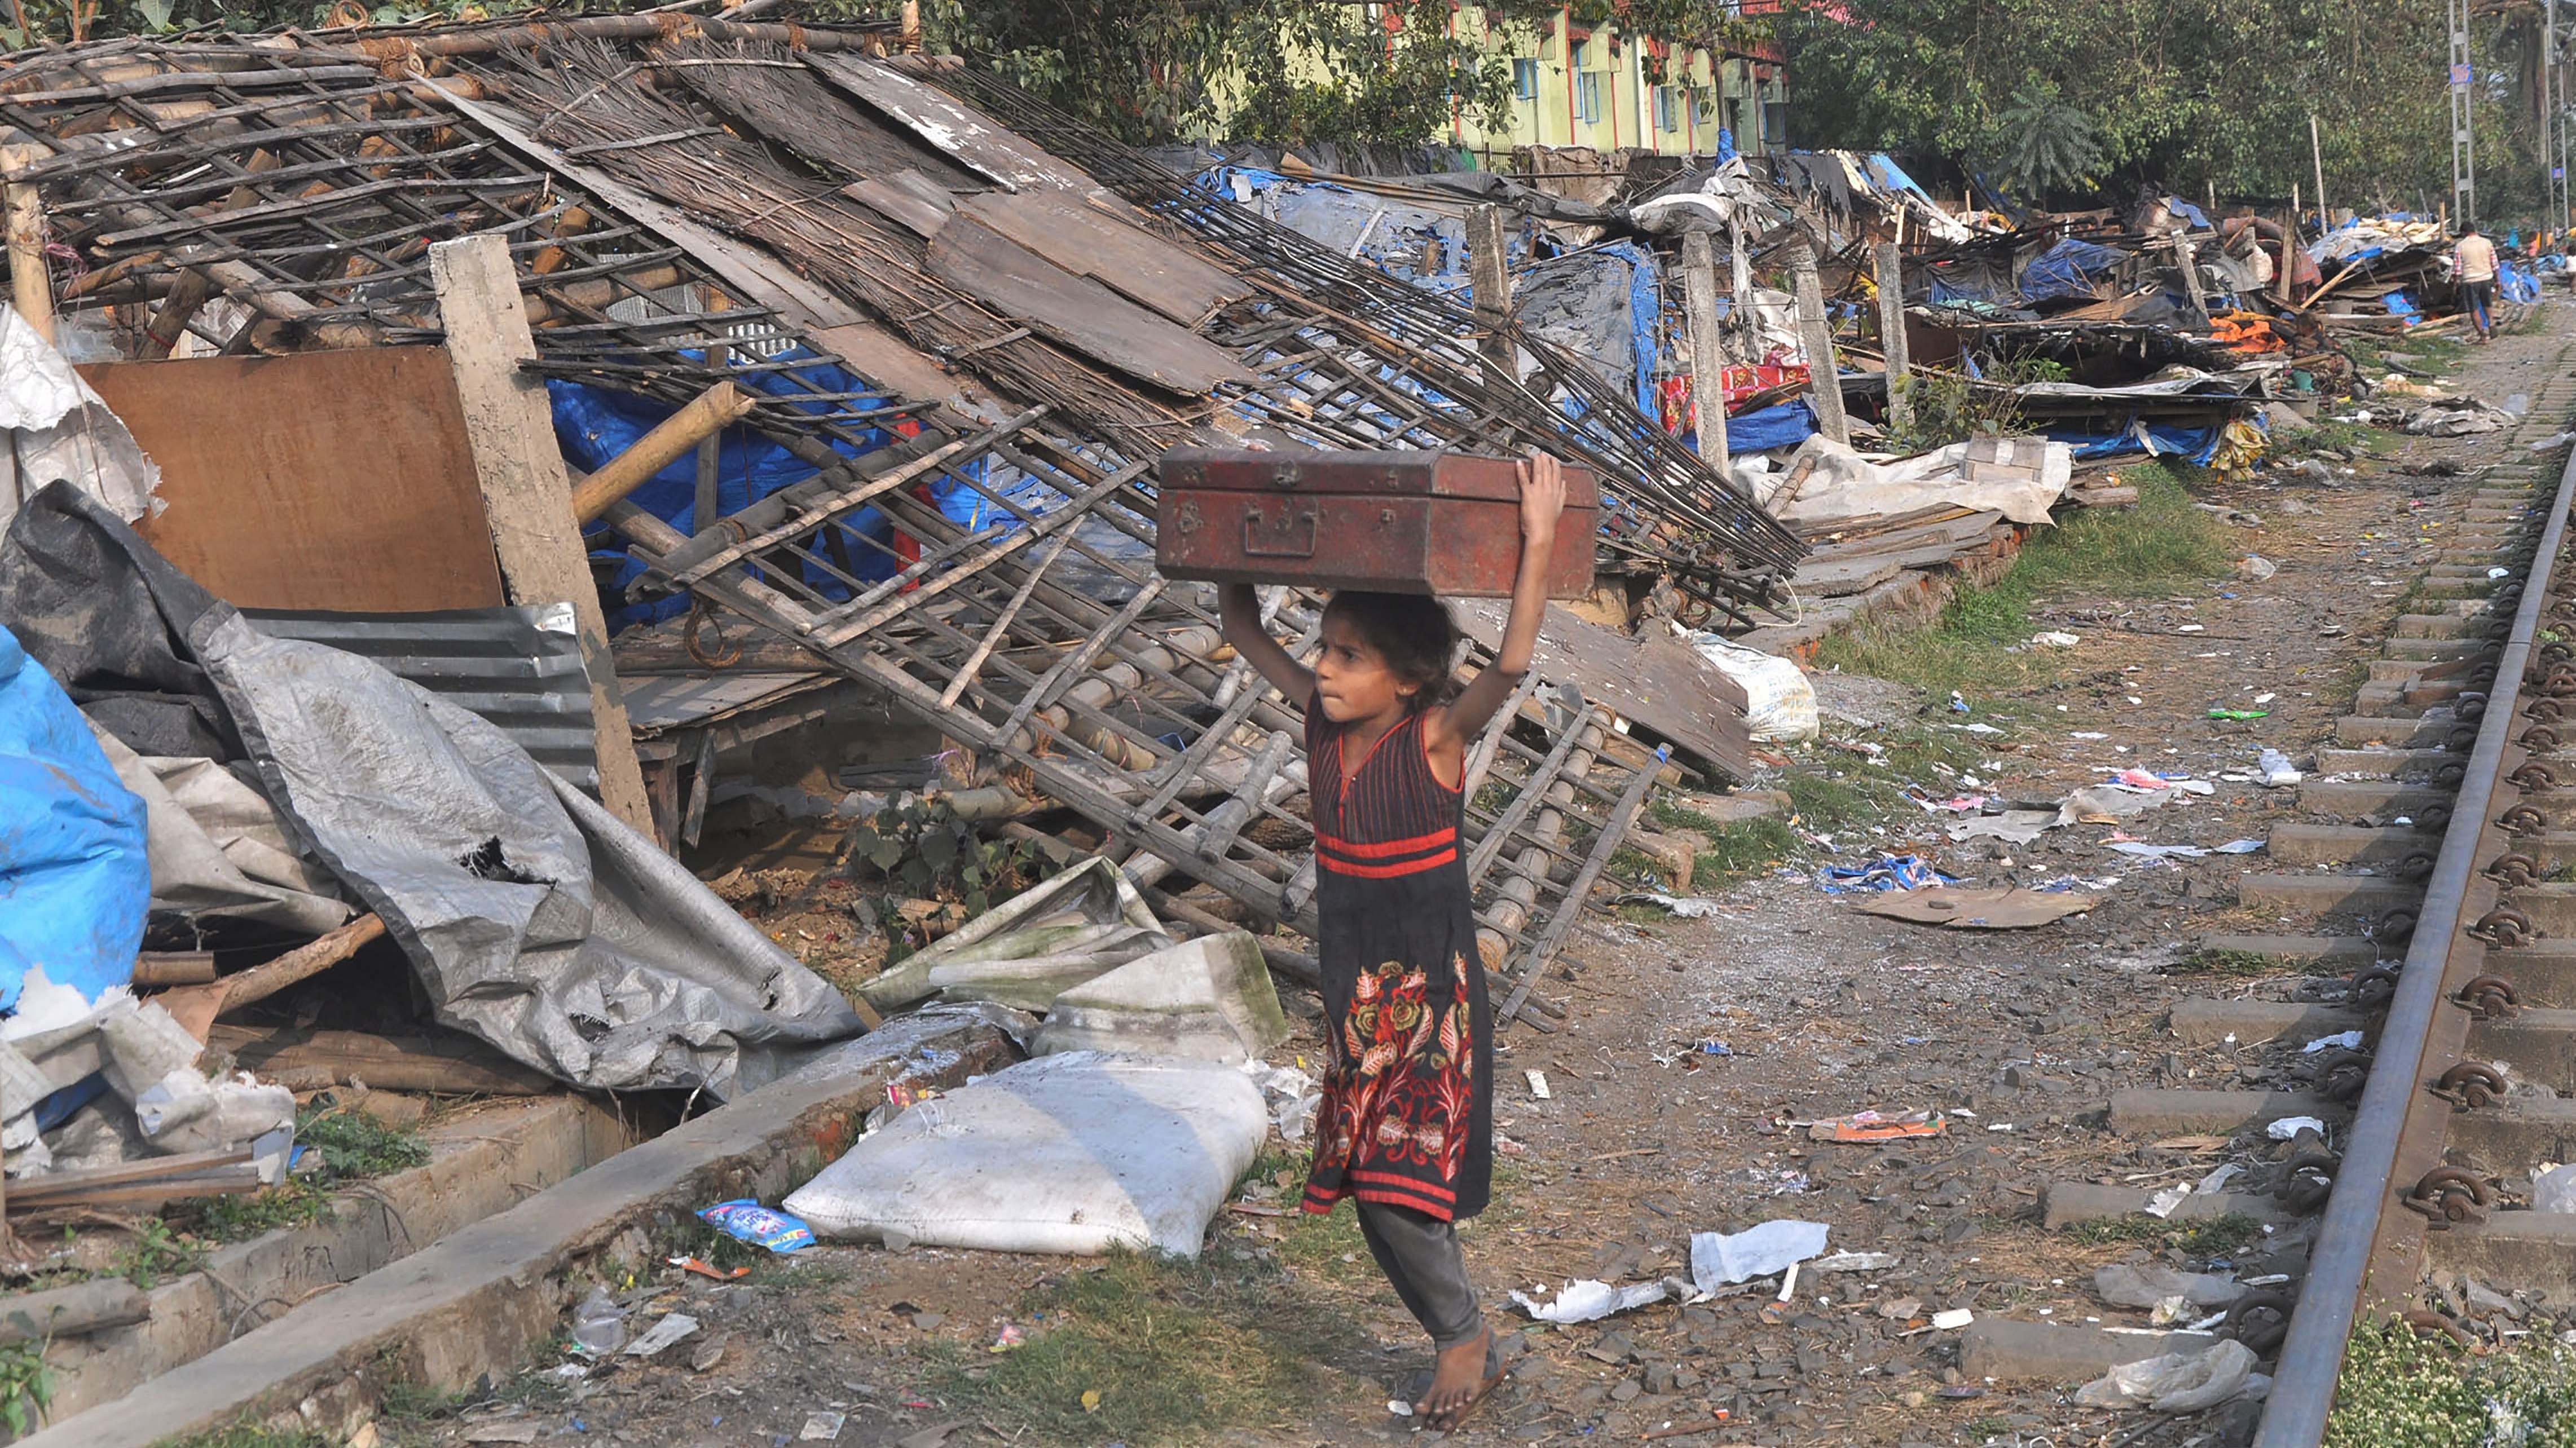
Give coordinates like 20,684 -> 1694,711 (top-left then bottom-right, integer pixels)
243,604 -> 600,793
623,671 -> 833,736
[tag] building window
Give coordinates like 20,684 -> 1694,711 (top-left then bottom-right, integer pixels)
1577,70 -> 1603,122
1514,58 -> 1538,101
1655,85 -> 1680,133
1763,99 -> 1790,145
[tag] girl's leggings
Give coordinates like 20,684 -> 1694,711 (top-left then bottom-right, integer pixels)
1355,1198 -> 1485,1351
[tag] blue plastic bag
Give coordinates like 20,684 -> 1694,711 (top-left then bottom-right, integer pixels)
0,629 -> 146,1008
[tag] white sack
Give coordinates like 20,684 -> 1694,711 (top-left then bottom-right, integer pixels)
783,1052 -> 1267,1257
1676,629 -> 1816,743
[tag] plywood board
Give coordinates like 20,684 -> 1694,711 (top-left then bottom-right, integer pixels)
804,54 -> 1091,193
956,190 -> 1249,325
1454,599 -> 1751,781
83,348 -> 507,612
924,216 -> 1255,396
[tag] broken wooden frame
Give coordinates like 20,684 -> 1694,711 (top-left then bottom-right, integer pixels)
0,30 -> 1693,1025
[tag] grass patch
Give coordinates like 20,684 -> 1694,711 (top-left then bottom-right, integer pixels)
927,1248 -> 1342,1445
1814,460 -> 2236,701
187,1181 -> 334,1245
2165,947 -> 2285,978
2327,1317 -> 2576,1445
1641,725 -> 1993,889
297,1103 -> 430,1179
155,1420 -> 334,1448
2273,418 -> 2389,457
2063,1212 -> 2266,1256
168,1102 -> 430,1246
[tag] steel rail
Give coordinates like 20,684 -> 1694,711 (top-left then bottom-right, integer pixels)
2256,451 -> 2576,1445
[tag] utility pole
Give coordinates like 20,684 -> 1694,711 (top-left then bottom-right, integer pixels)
2310,114 -> 2330,235
2451,0 -> 2476,224
1680,232 -> 1731,478
1787,244 -> 1849,445
2547,0 -> 2560,235
1466,204 -> 1515,384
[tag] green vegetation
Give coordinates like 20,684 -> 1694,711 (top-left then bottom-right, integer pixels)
0,1341 -> 49,1437
926,1247 -> 1351,1445
1815,461 -> 2234,701
155,1419 -> 334,1448
189,1181 -> 333,1244
172,1102 -> 429,1246
2327,1318 -> 2576,1446
2065,1211 -> 2266,1256
108,1219 -> 206,1290
1648,725 -> 1989,888
2167,947 -> 2286,978
298,1104 -> 431,1179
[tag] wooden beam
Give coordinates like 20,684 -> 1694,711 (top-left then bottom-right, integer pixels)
138,266 -> 214,360
1787,242 -> 1849,444
1467,204 -> 1514,382
429,233 -> 657,836
2,146 -> 51,345
1871,240 -> 1911,438
1680,231 -> 1731,476
567,380 -> 755,524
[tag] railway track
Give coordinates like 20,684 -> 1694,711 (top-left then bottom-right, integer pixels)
2047,364 -> 2576,1443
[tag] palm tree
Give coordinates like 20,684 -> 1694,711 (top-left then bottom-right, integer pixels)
1990,83 -> 2106,200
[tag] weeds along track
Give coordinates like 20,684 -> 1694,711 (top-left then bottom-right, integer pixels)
2043,351 -> 2576,1442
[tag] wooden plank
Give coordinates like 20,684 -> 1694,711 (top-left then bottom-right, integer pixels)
842,175 -> 952,237
954,190 -> 1250,325
87,350 -> 509,612
924,216 -> 1255,396
429,235 -> 655,836
803,52 -> 1091,193
1452,601 -> 1752,783
207,1023 -> 557,1095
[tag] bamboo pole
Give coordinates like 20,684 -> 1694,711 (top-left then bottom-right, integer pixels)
2,147 -> 52,344
569,380 -> 756,523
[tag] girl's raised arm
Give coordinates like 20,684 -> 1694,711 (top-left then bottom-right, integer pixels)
1432,452 -> 1565,751
1219,582 -> 1316,705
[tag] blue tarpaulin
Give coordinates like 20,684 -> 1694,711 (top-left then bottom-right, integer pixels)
2502,260 -> 2540,303
2051,421 -> 2225,465
0,631 -> 146,1009
553,351 -> 966,630
2018,239 -> 2130,304
1686,399 -> 1818,457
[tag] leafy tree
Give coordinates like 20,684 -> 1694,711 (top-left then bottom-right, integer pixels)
1988,83 -> 2103,196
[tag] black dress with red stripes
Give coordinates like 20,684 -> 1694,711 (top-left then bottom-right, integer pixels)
1300,699 -> 1493,1223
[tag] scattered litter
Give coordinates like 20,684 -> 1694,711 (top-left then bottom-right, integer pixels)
2030,631 -> 2081,648
2533,1164 -> 2576,1214
1853,886 -> 2098,929
668,1256 -> 750,1282
1815,856 -> 1952,894
569,1284 -> 629,1357
2199,1163 -> 2244,1194
990,1324 -> 1026,1352
2258,748 -> 2304,787
2267,1115 -> 2329,1141
2107,839 -> 2264,859
1807,1250 -> 1895,1273
1526,1070 -> 1552,1100
2145,1185 -> 2191,1219
2073,1340 -> 2265,1412
1808,1110 -> 1945,1144
2302,1030 -> 2366,1054
1682,632 -> 1818,743
1617,893 -> 1728,919
697,1200 -> 816,1255
798,1411 -> 847,1442
624,1312 -> 701,1359
1689,1220 -> 1830,1291
1930,1308 -> 1974,1330
1511,1278 -> 1671,1323
2207,708 -> 2268,721
1387,1399 -> 1415,1418
2096,1262 -> 2247,1309
2238,554 -> 2277,581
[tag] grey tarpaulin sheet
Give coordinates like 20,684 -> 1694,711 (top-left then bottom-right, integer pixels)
86,722 -> 351,936
0,482 -> 864,1096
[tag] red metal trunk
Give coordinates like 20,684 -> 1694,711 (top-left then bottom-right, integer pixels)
1155,448 -> 1599,599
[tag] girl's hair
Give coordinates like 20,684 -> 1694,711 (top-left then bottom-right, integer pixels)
1323,590 -> 1462,713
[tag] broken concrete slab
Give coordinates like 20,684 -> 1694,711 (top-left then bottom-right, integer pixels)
21,1011 -> 1014,1448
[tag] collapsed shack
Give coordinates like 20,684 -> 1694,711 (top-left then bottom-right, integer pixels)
0,17 -> 1808,1083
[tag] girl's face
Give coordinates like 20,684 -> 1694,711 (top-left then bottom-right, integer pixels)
1314,611 -> 1417,725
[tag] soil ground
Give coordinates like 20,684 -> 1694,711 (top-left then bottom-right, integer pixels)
382,304 -> 2574,1448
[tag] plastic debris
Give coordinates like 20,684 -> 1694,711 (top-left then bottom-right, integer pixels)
1809,1251 -> 1898,1273
1689,1220 -> 1830,1292
668,1256 -> 750,1282
1930,1308 -> 1974,1330
799,1410 -> 847,1441
2207,708 -> 2269,721
569,1284 -> 629,1357
2095,1262 -> 2247,1309
2239,554 -> 2278,580
1617,893 -> 1728,918
1510,1278 -> 1670,1324
1526,1070 -> 1552,1100
697,1199 -> 817,1254
2267,1115 -> 2328,1141
1814,855 -> 1953,895
2030,631 -> 2081,648
2073,1340 -> 2265,1412
1808,1110 -> 1945,1144
2258,748 -> 2304,787
2302,1030 -> 2366,1054
625,1312 -> 701,1359
2533,1164 -> 2576,1213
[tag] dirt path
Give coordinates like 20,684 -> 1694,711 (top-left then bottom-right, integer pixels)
387,307 -> 2574,1448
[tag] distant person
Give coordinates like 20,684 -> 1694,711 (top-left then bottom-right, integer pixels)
2456,222 -> 2499,342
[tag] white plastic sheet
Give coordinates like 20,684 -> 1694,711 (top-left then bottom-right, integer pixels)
1690,1219 -> 1830,1292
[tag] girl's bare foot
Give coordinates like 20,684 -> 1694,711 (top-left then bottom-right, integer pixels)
1417,1326 -> 1498,1429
